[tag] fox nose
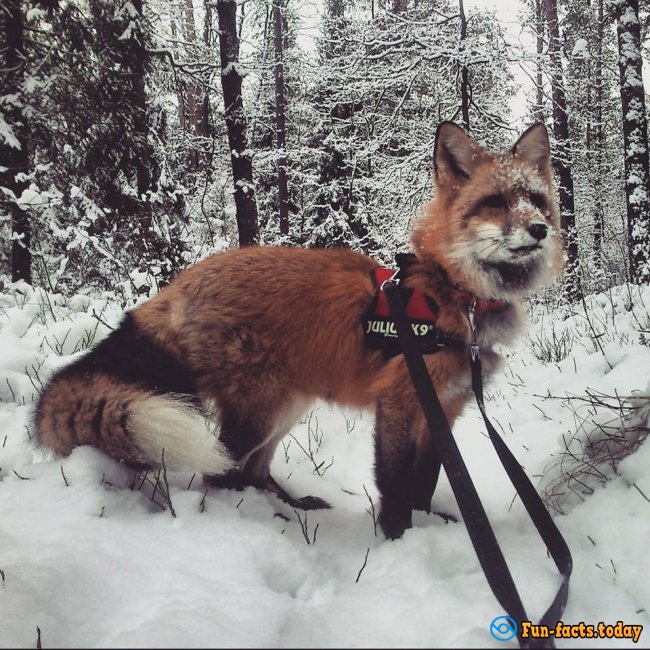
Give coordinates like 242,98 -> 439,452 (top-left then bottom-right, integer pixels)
528,223 -> 548,241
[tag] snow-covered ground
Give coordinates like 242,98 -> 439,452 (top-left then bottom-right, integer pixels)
1,280 -> 649,648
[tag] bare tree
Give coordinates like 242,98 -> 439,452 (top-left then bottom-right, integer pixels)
459,0 -> 470,131
273,0 -> 289,235
534,0 -> 544,122
0,0 -> 31,283
215,0 -> 259,246
615,0 -> 650,283
592,0 -> 605,264
131,0 -> 153,204
543,0 -> 580,300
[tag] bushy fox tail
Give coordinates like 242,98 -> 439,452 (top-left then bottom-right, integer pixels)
35,372 -> 233,474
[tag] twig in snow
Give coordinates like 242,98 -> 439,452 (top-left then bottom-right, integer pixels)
91,309 -> 115,331
355,548 -> 370,583
5,379 -> 15,402
363,484 -> 378,536
632,482 -> 650,503
199,489 -> 208,513
160,449 -> 176,518
293,509 -> 318,545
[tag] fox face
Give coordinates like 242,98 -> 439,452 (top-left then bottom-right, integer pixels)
413,123 -> 563,299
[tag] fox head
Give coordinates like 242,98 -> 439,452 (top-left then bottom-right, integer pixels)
412,122 -> 564,300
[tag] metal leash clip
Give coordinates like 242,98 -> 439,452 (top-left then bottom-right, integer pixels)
468,297 -> 480,361
380,267 -> 401,292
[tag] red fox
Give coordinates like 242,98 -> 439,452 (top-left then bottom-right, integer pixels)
36,122 -> 563,539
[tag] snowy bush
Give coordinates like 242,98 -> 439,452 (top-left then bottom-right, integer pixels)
540,386 -> 650,515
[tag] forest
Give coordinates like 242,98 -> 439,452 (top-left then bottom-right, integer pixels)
2,0 -> 649,302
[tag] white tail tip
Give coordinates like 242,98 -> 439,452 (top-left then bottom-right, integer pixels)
129,395 -> 233,475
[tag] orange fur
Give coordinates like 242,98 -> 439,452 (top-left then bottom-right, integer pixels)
36,122 -> 563,538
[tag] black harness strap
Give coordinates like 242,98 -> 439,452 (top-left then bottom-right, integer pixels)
383,280 -> 572,650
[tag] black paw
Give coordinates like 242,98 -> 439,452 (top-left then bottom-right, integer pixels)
379,504 -> 412,540
291,495 -> 332,511
263,475 -> 331,510
412,498 -> 433,513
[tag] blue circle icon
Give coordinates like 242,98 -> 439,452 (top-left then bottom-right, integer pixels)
489,616 -> 518,642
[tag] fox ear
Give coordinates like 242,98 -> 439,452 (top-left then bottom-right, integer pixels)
434,122 -> 478,182
512,123 -> 551,174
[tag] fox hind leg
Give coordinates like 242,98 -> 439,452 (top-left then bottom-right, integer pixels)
245,441 -> 331,510
204,400 -> 329,510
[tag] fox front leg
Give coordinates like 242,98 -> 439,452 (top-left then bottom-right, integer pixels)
374,401 -> 417,540
411,433 -> 442,513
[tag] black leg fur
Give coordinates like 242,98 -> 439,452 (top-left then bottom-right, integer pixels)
411,438 -> 442,513
374,403 -> 417,540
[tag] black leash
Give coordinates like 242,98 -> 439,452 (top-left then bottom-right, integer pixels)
383,278 -> 572,650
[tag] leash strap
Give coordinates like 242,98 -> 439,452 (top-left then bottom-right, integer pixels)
383,280 -> 572,649
468,318 -> 572,631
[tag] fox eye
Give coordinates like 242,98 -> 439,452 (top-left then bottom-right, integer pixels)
483,194 -> 508,209
530,192 -> 547,211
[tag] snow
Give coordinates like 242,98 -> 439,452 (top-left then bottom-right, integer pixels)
222,62 -> 243,77
571,39 -> 590,60
628,185 -> 648,206
0,111 -> 21,150
25,7 -> 45,22
0,280 -> 649,648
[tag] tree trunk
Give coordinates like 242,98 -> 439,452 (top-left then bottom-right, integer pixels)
592,0 -> 604,264
543,0 -> 580,300
169,15 -> 187,132
181,0 -> 210,169
130,0 -> 153,220
459,0 -> 470,131
534,0 -> 544,122
201,0 -> 212,139
184,0 -> 199,144
1,0 -> 31,283
273,0 -> 289,235
615,0 -> 650,284
216,0 -> 259,246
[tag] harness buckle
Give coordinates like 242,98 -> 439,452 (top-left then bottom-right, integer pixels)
380,267 -> 401,292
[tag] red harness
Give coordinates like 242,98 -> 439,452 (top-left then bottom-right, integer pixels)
363,262 -> 509,358
372,268 -> 438,320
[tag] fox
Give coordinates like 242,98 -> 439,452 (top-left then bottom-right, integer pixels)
35,122 -> 563,539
